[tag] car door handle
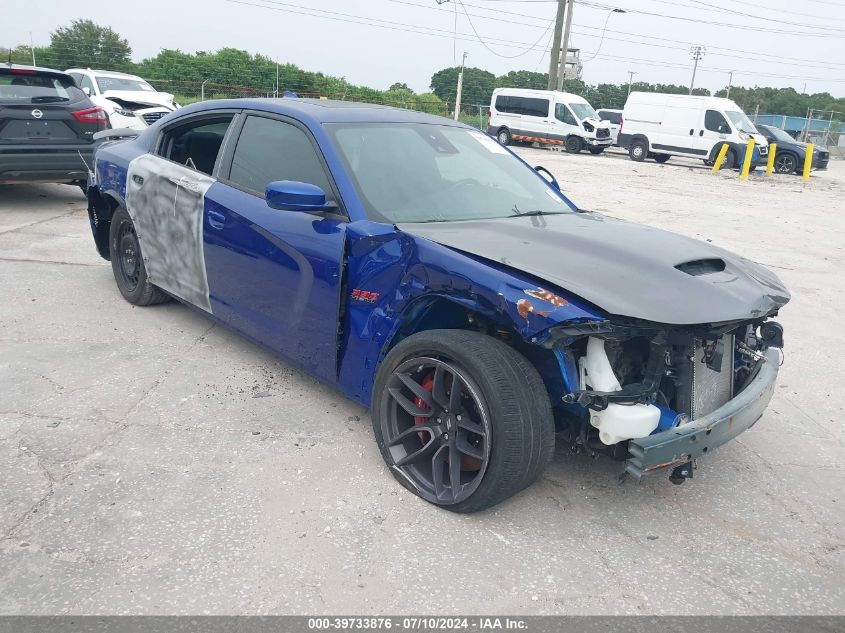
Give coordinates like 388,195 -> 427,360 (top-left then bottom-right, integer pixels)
699,130 -> 704,136
689,129 -> 694,135
207,210 -> 226,229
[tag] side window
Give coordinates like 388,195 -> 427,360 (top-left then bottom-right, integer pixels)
495,95 -> 512,113
555,103 -> 577,126
227,116 -> 333,198
79,74 -> 95,94
495,96 -> 548,117
158,116 -> 234,176
705,110 -> 731,134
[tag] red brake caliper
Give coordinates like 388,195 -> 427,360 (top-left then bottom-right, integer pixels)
413,373 -> 435,445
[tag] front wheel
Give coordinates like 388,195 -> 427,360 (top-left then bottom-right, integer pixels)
371,330 -> 554,513
589,146 -> 605,155
774,153 -> 797,174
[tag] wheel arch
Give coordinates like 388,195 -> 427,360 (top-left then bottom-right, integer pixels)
87,186 -> 125,260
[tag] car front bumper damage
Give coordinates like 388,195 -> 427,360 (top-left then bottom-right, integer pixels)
625,347 -> 780,480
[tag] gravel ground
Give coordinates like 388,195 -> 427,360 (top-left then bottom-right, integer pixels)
0,151 -> 843,615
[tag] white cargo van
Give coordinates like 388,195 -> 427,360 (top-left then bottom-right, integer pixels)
488,88 -> 612,154
618,92 -> 768,167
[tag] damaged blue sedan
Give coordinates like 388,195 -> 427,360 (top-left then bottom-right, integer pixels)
86,98 -> 789,512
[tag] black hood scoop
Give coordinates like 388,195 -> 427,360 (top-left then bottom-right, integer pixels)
675,258 -> 726,276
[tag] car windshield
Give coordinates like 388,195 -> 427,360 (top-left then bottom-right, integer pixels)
725,110 -> 758,134
95,76 -> 155,92
326,123 -> 572,223
0,71 -> 82,104
763,126 -> 794,143
569,103 -> 598,120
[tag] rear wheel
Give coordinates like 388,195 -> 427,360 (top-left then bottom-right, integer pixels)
109,207 -> 170,306
565,136 -> 583,153
629,139 -> 647,162
654,154 -> 670,163
497,128 -> 511,146
372,330 -> 554,513
774,152 -> 797,174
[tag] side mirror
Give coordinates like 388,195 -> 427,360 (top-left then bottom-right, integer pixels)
265,180 -> 335,213
82,86 -> 91,96
534,165 -> 560,191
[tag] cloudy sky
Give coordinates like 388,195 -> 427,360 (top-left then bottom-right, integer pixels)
4,0 -> 845,96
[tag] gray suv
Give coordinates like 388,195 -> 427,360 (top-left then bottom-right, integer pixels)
0,64 -> 108,187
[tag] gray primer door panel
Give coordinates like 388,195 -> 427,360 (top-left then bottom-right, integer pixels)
125,154 -> 214,312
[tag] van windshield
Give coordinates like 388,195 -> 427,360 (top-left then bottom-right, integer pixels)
569,103 -> 598,121
725,110 -> 758,134
327,122 -> 572,223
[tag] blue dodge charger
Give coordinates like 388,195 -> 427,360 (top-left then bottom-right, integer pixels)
86,98 -> 789,512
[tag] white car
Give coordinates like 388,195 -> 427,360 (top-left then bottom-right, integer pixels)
487,88 -> 612,154
596,108 -> 622,145
65,68 -> 178,130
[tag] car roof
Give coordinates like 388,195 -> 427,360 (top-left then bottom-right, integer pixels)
65,68 -> 144,79
1,63 -> 72,78
175,97 -> 469,126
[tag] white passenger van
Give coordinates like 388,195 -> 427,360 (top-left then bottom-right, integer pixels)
488,88 -> 612,154
619,92 -> 768,167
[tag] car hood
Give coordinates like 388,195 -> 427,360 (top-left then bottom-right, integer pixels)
101,90 -> 176,109
397,212 -> 790,325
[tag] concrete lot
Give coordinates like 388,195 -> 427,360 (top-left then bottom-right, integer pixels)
1,151 -> 843,615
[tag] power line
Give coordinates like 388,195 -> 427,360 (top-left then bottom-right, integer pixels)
681,0 -> 845,33
455,0 -> 555,58
577,0 -> 845,37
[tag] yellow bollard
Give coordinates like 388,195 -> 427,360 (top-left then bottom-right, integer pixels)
739,138 -> 755,180
712,143 -> 730,173
765,143 -> 777,176
802,143 -> 813,181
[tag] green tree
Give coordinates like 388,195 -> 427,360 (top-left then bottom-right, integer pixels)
430,66 -> 496,107
389,82 -> 412,92
496,70 -> 548,90
48,19 -> 132,70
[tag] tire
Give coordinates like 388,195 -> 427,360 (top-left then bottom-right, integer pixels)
109,207 -> 170,306
774,152 -> 797,174
722,149 -> 737,170
629,139 -> 647,162
496,128 -> 511,146
653,154 -> 670,163
565,136 -> 583,153
371,330 -> 555,513
588,147 -> 605,155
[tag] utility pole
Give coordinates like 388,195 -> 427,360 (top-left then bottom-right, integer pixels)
547,0 -> 566,90
454,51 -> 468,121
688,45 -> 705,95
627,70 -> 637,96
29,32 -> 35,66
556,0 -> 574,91
275,60 -> 279,98
726,70 -> 733,98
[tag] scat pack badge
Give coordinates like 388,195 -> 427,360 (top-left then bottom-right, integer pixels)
351,289 -> 380,303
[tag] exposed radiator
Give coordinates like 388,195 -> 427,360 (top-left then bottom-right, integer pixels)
675,335 -> 735,419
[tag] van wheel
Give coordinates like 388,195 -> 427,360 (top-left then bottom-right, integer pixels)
588,147 -> 604,155
565,137 -> 582,153
629,139 -> 647,162
721,149 -> 737,170
497,128 -> 511,146
654,154 -> 670,163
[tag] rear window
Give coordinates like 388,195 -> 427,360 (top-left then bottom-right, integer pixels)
494,95 -> 549,118
0,70 -> 86,105
599,111 -> 621,125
